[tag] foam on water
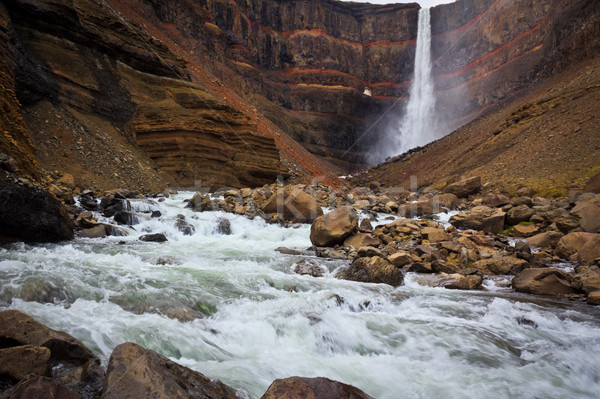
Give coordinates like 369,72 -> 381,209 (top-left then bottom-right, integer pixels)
1,193 -> 600,398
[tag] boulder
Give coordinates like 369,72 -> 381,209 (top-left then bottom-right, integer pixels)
261,376 -> 373,399
444,176 -> 481,198
414,273 -> 482,290
506,205 -> 535,225
449,206 -> 506,234
555,232 -> 599,259
0,345 -> 51,381
511,197 -> 533,207
572,265 -> 600,294
175,218 -> 195,235
388,251 -> 412,268
310,206 -> 358,247
189,192 -> 216,212
102,342 -> 239,399
78,225 -> 107,239
215,217 -> 231,235
1,375 -> 81,399
408,262 -> 433,273
275,247 -> 303,255
587,291 -> 600,305
344,233 -> 381,249
113,211 -> 139,225
526,231 -> 564,249
0,177 -> 73,242
571,195 -> 600,233
356,246 -> 384,258
397,201 -> 438,217
431,260 -> 464,275
294,259 -> 325,277
510,224 -> 540,238
139,233 -> 168,242
474,257 -> 528,275
421,227 -> 449,242
338,256 -> 403,287
435,193 -> 461,210
512,268 -> 578,295
262,186 -> 323,223
579,235 -> 600,262
359,218 -> 373,231
483,193 -> 510,207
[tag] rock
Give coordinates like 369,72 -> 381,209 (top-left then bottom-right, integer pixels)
512,268 -> 577,295
175,218 -> 195,235
0,177 -> 73,242
261,376 -> 373,399
294,259 -> 325,277
397,201 -> 438,217
190,193 -> 216,212
473,256 -> 528,275
555,232 -> 599,259
388,251 -> 412,268
343,233 -> 381,249
408,262 -> 433,273
79,195 -> 99,211
516,187 -> 535,197
261,186 -> 323,223
572,265 -> 600,294
310,206 -> 358,247
510,223 -> 540,238
526,231 -> 564,249
506,205 -> 535,225
571,195 -> 600,233
511,197 -> 533,207
421,227 -> 449,242
215,217 -> 231,235
449,206 -> 506,234
102,342 -> 239,399
56,173 -> 75,189
275,247 -> 303,255
139,233 -> 168,242
339,256 -> 404,287
0,153 -> 18,173
587,291 -> 600,305
151,210 -> 162,218
431,260 -> 464,275
444,176 -> 481,198
435,193 -> 461,210
78,225 -> 107,239
579,235 -> 600,262
555,216 -> 581,233
359,218 -> 373,230
483,193 -> 510,207
105,225 -> 129,237
0,345 -> 51,381
356,246 -> 384,258
1,375 -> 81,399
240,188 -> 253,197
414,273 -> 482,290
113,211 -> 139,225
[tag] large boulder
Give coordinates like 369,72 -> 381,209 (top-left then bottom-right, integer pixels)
506,205 -> 535,225
0,375 -> 81,399
579,235 -> 600,262
0,345 -> 51,381
261,376 -> 373,399
572,265 -> 600,294
421,227 -> 449,242
338,256 -> 403,287
473,257 -> 529,275
555,232 -> 599,259
343,233 -> 381,249
449,206 -> 506,234
414,273 -> 482,290
512,268 -> 578,295
444,176 -> 481,198
310,206 -> 358,247
262,186 -> 323,223
397,201 -> 438,217
435,193 -> 461,210
571,195 -> 600,233
102,342 -> 239,399
0,176 -> 73,242
526,231 -> 563,249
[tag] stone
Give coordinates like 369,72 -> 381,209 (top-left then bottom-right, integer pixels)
587,291 -> 600,305
261,376 -> 373,399
113,211 -> 139,225
555,232 -> 599,259
510,223 -> 540,238
275,247 -> 303,255
579,235 -> 600,262
511,197 -> 533,207
449,206 -> 506,234
473,256 -> 528,275
1,375 -> 81,399
414,273 -> 482,290
512,268 -> 577,295
506,205 -> 535,225
310,206 -> 358,247
176,218 -> 195,235
516,187 -> 535,197
526,231 -> 564,249
102,342 -> 238,399
294,259 -> 325,277
0,176 -> 73,242
555,216 -> 581,233
78,225 -> 107,239
483,193 -> 511,207
421,227 -> 449,242
0,345 -> 51,381
57,173 -> 75,188
359,218 -> 373,231
388,251 -> 412,268
215,217 -> 231,235
240,188 -> 252,197
262,186 -> 323,223
571,195 -> 600,233
151,210 -> 162,218
572,265 -> 600,294
190,193 -> 216,212
356,246 -> 384,258
343,233 -> 381,249
139,233 -> 168,242
435,193 -> 461,210
105,225 -> 129,237
431,260 -> 464,275
408,262 -> 433,273
444,176 -> 481,198
397,201 -> 438,217
339,256 -> 404,287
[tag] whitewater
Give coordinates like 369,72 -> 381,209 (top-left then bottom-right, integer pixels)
1,192 -> 599,398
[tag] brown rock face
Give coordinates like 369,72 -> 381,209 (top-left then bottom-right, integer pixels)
339,256 -> 404,287
261,376 -> 373,399
102,342 -> 239,399
555,232 -> 599,259
262,186 -> 323,223
0,345 -> 51,382
512,268 -> 578,295
449,206 -> 506,234
1,375 -> 81,399
310,206 -> 358,247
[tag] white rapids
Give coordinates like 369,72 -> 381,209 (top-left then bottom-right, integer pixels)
1,192 -> 600,398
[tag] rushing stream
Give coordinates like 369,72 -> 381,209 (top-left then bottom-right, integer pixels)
1,193 -> 600,398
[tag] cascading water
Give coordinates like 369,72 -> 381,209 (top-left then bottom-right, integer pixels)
383,7 -> 438,159
1,194 -> 600,398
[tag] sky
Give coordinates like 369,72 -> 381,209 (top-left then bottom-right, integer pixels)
347,0 -> 456,7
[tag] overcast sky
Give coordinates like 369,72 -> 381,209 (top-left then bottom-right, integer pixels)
346,0 -> 456,7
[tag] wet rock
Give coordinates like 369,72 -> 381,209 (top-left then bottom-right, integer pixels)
473,256 -> 528,275
139,233 -> 168,242
79,195 -> 99,211
421,227 -> 449,242
0,345 -> 50,381
105,225 -> 129,237
356,246 -> 384,258
0,176 -> 73,242
338,256 -> 403,287
415,273 -> 482,290
444,176 -> 481,198
261,376 -> 373,399
449,206 -> 505,234
294,259 -> 325,277
510,223 -> 540,238
151,210 -> 162,218
397,201 -> 438,218
216,217 -> 231,235
275,247 -> 303,255
435,193 -> 461,210
388,251 -> 412,268
343,233 -> 381,249
190,193 -> 216,212
555,216 -> 581,234
571,195 -> 600,233
526,231 -> 564,249
261,186 -> 323,223
555,232 -> 599,259
78,225 -> 107,239
102,342 -> 239,399
175,217 -> 195,235
431,260 -> 464,275
506,205 -> 535,225
113,211 -> 139,226
310,206 -> 358,247
359,218 -> 373,231
587,291 -> 600,305
512,268 -> 578,295
1,375 -> 81,399
408,262 -> 433,273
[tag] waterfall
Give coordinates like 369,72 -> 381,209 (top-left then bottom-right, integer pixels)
385,7 -> 437,158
